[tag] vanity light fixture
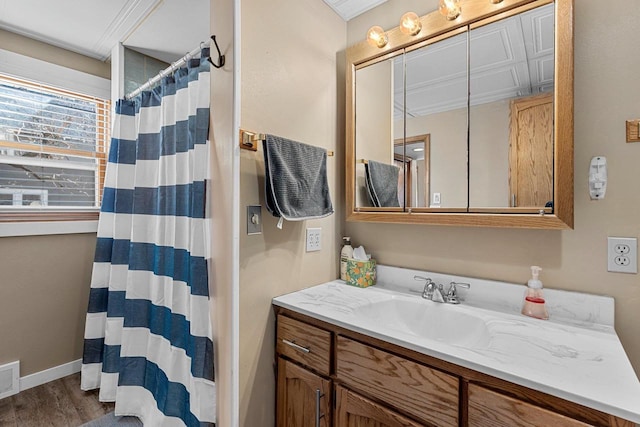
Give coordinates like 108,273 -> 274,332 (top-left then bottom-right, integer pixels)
400,12 -> 422,36
366,25 -> 388,48
439,0 -> 461,20
413,147 -> 424,152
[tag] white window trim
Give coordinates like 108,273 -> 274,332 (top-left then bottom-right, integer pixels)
0,220 -> 98,237
0,48 -> 110,235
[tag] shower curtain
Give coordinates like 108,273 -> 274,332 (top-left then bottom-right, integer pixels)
81,49 -> 216,426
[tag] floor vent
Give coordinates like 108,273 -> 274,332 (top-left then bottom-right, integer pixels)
0,361 -> 20,400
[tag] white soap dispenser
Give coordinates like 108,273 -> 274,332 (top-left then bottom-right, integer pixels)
521,266 -> 549,320
340,237 -> 354,281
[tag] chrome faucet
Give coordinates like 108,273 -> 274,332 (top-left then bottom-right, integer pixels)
414,276 -> 445,303
445,281 -> 471,304
414,276 -> 470,304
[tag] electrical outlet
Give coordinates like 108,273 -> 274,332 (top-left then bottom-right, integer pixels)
306,228 -> 322,252
607,237 -> 637,274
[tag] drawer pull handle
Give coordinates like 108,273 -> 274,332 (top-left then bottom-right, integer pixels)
315,388 -> 325,427
282,339 -> 311,353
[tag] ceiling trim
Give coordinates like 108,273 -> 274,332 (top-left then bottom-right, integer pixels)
93,0 -> 162,61
0,0 -> 163,62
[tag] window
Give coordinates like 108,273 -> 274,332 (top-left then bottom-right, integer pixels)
0,74 -> 110,222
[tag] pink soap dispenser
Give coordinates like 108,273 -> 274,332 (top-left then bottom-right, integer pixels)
521,266 -> 549,320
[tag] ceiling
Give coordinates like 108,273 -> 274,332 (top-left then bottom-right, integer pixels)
391,3 -> 554,119
322,0 -> 387,21
394,141 -> 425,161
0,0 -> 210,63
0,0 -> 382,64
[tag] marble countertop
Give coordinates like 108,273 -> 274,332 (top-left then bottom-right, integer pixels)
272,266 -> 640,423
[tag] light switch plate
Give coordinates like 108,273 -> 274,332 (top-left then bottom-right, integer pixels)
247,205 -> 262,235
432,192 -> 441,206
607,237 -> 637,274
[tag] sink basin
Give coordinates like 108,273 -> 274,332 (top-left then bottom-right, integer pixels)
353,297 -> 491,348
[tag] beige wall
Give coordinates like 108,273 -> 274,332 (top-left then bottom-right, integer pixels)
238,0 -> 346,425
0,29 -> 110,79
403,108 -> 468,207
469,99 -> 510,207
0,31 -> 108,379
0,233 -> 96,375
346,0 -> 640,376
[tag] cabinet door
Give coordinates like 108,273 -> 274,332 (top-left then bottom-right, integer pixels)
468,384 -> 593,427
277,357 -> 331,427
335,385 -> 424,427
336,336 -> 459,426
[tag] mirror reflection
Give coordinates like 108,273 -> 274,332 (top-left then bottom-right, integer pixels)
355,55 -> 404,209
400,31 -> 468,209
469,3 -> 555,210
393,134 -> 430,208
353,2 -> 555,213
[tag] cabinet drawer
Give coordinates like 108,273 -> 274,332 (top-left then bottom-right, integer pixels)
336,336 -> 459,427
277,315 -> 331,376
468,384 -> 593,427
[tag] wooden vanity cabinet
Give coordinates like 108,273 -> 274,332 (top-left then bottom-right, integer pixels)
276,315 -> 332,427
335,385 -> 424,427
277,358 -> 331,427
336,336 -> 459,426
467,384 -> 592,427
274,308 -> 635,427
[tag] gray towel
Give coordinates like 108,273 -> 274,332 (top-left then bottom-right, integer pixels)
365,160 -> 400,208
263,134 -> 334,221
364,164 -> 379,207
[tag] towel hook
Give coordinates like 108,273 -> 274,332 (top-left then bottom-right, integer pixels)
208,35 -> 225,69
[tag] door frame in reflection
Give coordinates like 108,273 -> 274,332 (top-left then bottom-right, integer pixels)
393,134 -> 430,209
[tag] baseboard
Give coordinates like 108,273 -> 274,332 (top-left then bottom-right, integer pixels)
19,359 -> 82,392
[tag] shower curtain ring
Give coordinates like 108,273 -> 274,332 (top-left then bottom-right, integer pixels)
208,35 -> 225,69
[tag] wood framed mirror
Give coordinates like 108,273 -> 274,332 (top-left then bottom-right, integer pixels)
345,0 -> 573,229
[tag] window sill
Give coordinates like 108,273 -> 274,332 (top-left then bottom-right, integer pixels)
0,220 -> 98,237
0,209 -> 99,237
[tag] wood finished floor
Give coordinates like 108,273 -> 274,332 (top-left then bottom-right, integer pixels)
0,373 -> 114,427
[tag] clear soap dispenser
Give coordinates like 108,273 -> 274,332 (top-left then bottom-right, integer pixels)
521,266 -> 549,320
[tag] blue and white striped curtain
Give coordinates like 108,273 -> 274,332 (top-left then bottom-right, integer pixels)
81,49 -> 216,426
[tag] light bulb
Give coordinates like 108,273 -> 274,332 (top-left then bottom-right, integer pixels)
439,0 -> 461,20
366,26 -> 388,48
400,12 -> 422,36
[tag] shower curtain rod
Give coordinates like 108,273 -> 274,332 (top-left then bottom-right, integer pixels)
125,38 -> 216,100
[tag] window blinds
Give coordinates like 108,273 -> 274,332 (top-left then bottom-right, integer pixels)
0,74 -> 110,211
